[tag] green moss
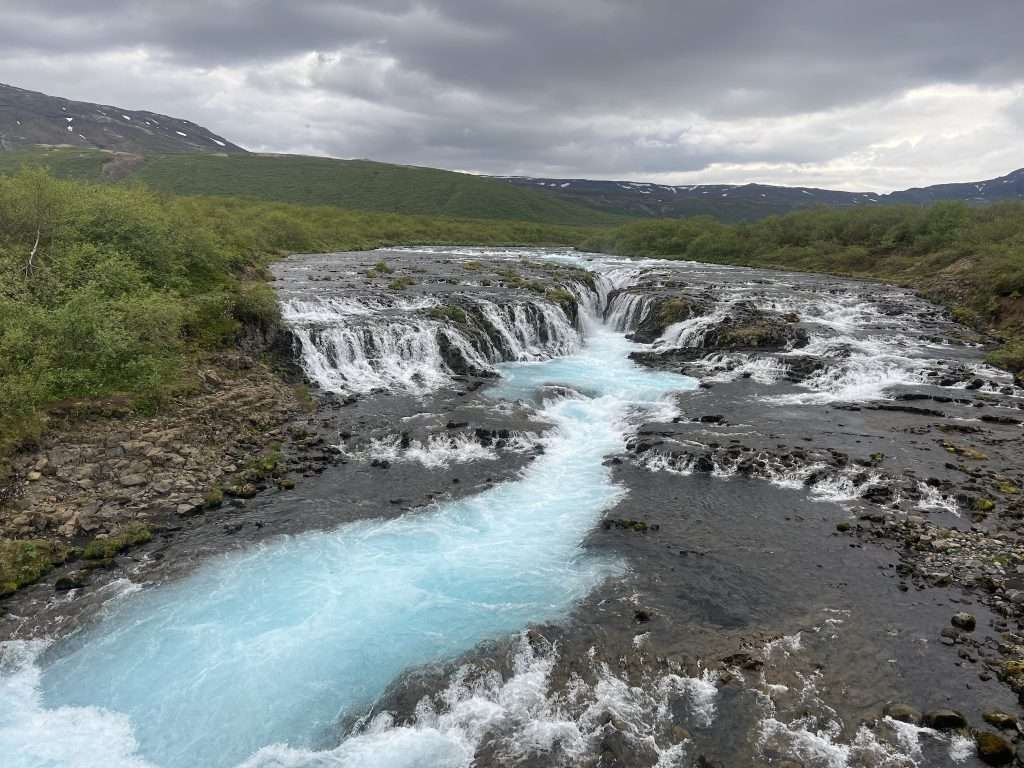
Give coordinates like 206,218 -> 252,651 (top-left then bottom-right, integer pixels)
975,498 -> 996,512
81,523 -> 153,560
544,287 -> 575,309
0,539 -> 70,596
372,260 -> 394,274
388,276 -> 415,290
204,486 -> 224,508
427,305 -> 468,324
998,483 -> 1020,495
242,449 -> 282,482
657,298 -> 695,326
1004,660 -> 1024,677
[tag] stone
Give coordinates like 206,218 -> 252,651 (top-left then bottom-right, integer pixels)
951,612 -> 977,631
883,703 -> 920,724
922,709 -> 967,730
54,572 -> 89,591
27,471 -> 42,481
119,473 -> 147,487
975,731 -> 1014,765
982,711 -> 1017,729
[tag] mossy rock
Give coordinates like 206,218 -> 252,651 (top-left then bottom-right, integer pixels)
241,450 -> 282,482
975,731 -> 1013,765
427,305 -> 468,324
983,710 -> 1017,729
82,523 -> 153,560
0,539 -> 71,596
388,276 -> 415,290
975,498 -> 996,512
1003,660 -> 1024,677
998,483 -> 1019,495
544,287 -> 575,310
657,298 -> 697,326
204,486 -> 224,508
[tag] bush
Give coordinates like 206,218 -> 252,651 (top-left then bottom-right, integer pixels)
0,169 -> 589,457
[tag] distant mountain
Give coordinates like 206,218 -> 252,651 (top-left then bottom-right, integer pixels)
494,167 -> 1024,222
0,83 -> 245,155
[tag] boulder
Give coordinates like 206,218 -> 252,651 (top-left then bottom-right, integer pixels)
975,731 -> 1014,765
883,703 -> 920,724
951,612 -> 977,631
922,709 -> 967,730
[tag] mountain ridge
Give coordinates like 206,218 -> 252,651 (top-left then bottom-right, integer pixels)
494,167 -> 1024,221
0,82 -> 246,155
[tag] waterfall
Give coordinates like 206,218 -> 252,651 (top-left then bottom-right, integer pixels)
604,292 -> 652,332
281,291 -> 594,396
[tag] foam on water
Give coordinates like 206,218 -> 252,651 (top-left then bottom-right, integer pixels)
348,432 -> 540,468
2,312 -> 694,768
229,634 -> 718,768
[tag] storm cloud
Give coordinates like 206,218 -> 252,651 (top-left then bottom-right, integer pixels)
2,0 -> 1023,190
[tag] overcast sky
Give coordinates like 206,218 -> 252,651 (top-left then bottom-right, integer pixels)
3,0 -> 1023,191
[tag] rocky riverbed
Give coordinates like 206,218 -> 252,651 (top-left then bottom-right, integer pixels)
3,246 -> 1024,767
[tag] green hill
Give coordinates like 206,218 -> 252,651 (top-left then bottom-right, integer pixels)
0,148 -> 621,227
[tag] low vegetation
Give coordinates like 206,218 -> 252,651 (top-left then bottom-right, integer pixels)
0,538 -> 70,595
81,523 -> 153,560
0,169 -> 588,457
0,148 -> 621,226
582,202 -> 1024,376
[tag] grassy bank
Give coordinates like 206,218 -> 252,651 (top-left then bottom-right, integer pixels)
0,169 -> 585,456
581,202 -> 1024,376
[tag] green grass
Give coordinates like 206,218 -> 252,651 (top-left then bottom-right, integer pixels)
0,147 -> 112,181
0,148 -> 621,227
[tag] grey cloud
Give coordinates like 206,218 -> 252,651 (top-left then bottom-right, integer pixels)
1,1 -> 1023,187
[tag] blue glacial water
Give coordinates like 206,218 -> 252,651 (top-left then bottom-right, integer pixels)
0,322 -> 694,768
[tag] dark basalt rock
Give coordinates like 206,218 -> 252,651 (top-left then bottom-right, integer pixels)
922,709 -> 967,730
54,572 -> 89,591
951,612 -> 976,631
699,301 -> 809,352
883,703 -> 921,724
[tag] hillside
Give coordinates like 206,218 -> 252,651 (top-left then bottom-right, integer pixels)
0,83 -> 245,155
496,168 -> 1024,222
0,148 -> 621,226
